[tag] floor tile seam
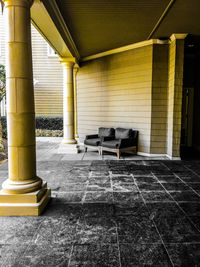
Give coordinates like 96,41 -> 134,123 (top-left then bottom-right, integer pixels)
184,165 -> 200,178
162,241 -> 200,245
161,162 -> 171,171
115,220 -> 122,267
17,220 -> 44,265
134,173 -> 175,267
151,172 -> 178,201
109,171 -> 115,205
173,172 -> 200,197
67,243 -> 75,267
153,172 -> 200,233
80,150 -> 85,160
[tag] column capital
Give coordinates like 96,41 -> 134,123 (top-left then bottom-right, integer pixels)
170,33 -> 188,42
60,57 -> 78,68
3,0 -> 33,8
73,64 -> 79,75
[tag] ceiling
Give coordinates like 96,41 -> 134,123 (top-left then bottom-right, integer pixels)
152,0 -> 200,39
55,0 -> 170,57
39,0 -> 200,59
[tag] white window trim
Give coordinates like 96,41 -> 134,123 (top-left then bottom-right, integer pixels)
47,44 -> 57,57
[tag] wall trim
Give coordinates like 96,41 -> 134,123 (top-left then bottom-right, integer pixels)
136,152 -> 181,160
81,39 -> 169,62
166,155 -> 181,160
170,33 -> 188,42
137,152 -> 166,158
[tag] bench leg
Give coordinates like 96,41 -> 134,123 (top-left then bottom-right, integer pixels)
98,147 -> 101,155
117,152 -> 120,159
84,146 -> 87,152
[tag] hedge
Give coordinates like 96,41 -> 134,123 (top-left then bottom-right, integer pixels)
36,117 -> 63,130
1,116 -> 7,139
1,116 -> 63,138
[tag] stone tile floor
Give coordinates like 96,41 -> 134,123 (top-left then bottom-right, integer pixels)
0,138 -> 200,266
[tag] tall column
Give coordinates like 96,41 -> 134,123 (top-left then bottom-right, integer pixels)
59,58 -> 79,153
167,34 -> 187,159
73,64 -> 79,140
0,0 -> 51,216
60,58 -> 76,144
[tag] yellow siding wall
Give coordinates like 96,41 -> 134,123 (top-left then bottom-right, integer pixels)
77,46 -> 153,153
31,25 -> 63,117
150,44 -> 169,154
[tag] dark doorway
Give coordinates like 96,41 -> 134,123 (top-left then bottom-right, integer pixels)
181,35 -> 200,159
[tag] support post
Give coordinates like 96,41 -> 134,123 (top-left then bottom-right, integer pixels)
0,0 -> 51,216
59,58 -> 80,153
73,64 -> 79,140
167,34 -> 187,159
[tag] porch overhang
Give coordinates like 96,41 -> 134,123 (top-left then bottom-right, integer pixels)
31,0 -> 200,62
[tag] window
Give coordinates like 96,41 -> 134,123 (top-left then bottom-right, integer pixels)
47,44 -> 57,57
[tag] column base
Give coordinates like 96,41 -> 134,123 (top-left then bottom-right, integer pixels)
62,138 -> 77,144
58,143 -> 80,154
0,182 -> 51,216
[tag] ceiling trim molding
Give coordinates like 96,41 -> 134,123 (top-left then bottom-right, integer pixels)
31,19 -> 60,56
170,33 -> 188,42
81,39 -> 169,62
42,0 -> 80,60
147,0 -> 176,40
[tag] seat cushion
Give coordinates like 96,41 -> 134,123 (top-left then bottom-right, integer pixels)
84,138 -> 101,146
98,127 -> 115,138
101,140 -> 120,149
115,128 -> 132,139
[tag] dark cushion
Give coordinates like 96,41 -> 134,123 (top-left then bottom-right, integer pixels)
131,130 -> 139,140
98,127 -> 115,138
84,138 -> 101,146
115,128 -> 132,139
101,140 -> 121,149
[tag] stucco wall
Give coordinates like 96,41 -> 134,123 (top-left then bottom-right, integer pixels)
77,46 -> 153,153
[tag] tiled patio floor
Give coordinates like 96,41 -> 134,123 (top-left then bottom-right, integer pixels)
0,138 -> 200,266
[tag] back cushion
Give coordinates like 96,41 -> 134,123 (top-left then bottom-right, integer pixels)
98,127 -> 115,137
115,128 -> 132,139
131,130 -> 138,139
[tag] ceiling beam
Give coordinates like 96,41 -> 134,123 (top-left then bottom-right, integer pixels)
81,39 -> 169,62
31,0 -> 73,58
147,0 -> 176,40
42,0 -> 80,60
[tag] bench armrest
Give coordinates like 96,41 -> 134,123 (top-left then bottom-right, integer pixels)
85,134 -> 99,140
119,138 -> 137,147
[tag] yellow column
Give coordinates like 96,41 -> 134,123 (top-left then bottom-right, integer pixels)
0,0 -> 51,216
167,34 -> 187,160
73,64 -> 79,140
60,58 -> 77,144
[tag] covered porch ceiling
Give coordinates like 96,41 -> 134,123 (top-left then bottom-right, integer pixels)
31,0 -> 200,61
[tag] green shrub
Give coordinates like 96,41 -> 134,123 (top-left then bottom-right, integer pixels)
36,117 -> 63,130
1,116 -> 7,139
1,117 -> 64,139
